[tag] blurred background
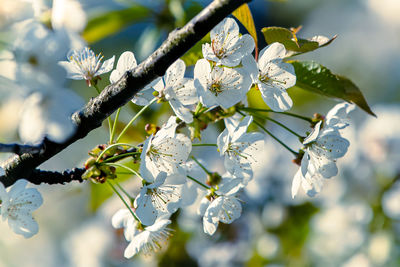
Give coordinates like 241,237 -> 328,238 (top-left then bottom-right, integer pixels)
0,0 -> 400,266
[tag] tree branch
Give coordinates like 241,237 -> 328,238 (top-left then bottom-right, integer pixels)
0,142 -> 44,155
28,168 -> 85,185
0,0 -> 251,187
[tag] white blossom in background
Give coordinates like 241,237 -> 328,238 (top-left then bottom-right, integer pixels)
202,17 -> 255,67
112,212 -> 173,259
51,0 -> 87,33
11,22 -> 71,91
194,59 -> 252,109
292,106 -> 351,197
153,59 -> 197,123
112,208 -> 140,242
59,47 -> 114,86
243,42 -> 296,111
134,171 -> 182,226
0,179 -> 43,238
140,116 -> 192,183
359,105 -> 400,175
382,181 -> 400,220
217,115 -> 264,183
19,89 -> 84,143
199,175 -> 243,235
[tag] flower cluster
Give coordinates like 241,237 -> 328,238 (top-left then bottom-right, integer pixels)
0,9 -> 359,263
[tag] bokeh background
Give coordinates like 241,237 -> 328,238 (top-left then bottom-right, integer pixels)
0,0 -> 399,266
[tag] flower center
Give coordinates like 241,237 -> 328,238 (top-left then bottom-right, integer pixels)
209,82 -> 223,96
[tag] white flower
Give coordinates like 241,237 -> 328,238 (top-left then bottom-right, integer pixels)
217,115 -> 264,183
243,43 -> 296,111
110,51 -> 161,106
112,208 -> 140,242
199,175 -> 243,235
325,102 -> 356,130
153,59 -> 197,123
292,121 -> 350,197
202,17 -> 255,67
194,59 -> 252,109
18,89 -> 84,143
0,179 -> 43,238
180,160 -> 208,207
12,22 -> 71,91
134,171 -> 182,226
58,47 -> 114,86
51,0 -> 87,33
140,116 -> 192,183
112,212 -> 173,258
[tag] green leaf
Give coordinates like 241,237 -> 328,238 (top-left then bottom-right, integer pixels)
290,60 -> 375,116
82,5 -> 151,44
261,27 -> 336,56
180,33 -> 210,66
232,4 -> 259,58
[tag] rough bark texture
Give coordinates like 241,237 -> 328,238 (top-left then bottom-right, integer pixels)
0,0 -> 251,187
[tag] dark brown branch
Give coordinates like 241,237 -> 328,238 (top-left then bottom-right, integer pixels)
0,0 -> 251,187
0,142 -> 44,155
28,168 -> 85,185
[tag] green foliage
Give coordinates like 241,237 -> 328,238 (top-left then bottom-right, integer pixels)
261,26 -> 335,56
232,4 -> 259,57
289,60 -> 375,116
82,5 -> 151,44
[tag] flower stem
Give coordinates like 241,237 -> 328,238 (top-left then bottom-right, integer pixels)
115,182 -> 134,204
192,143 -> 218,147
245,111 -> 303,138
103,162 -> 141,178
93,84 -> 113,138
237,110 -> 298,156
101,152 -> 141,163
238,107 -> 313,123
191,155 -> 212,176
107,181 -> 139,221
96,143 -> 138,163
187,175 -> 210,190
116,98 -> 157,143
110,108 -> 121,144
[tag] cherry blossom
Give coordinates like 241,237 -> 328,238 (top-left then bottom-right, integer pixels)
153,59 -> 197,123
243,43 -> 296,111
202,17 -> 255,67
217,115 -> 264,183
194,59 -> 252,109
134,171 -> 182,226
59,47 -> 114,86
140,116 -> 192,183
0,179 -> 43,238
112,210 -> 173,258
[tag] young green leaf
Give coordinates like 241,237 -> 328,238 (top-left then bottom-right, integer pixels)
290,60 -> 375,116
261,27 -> 336,57
232,3 -> 259,59
83,5 -> 151,44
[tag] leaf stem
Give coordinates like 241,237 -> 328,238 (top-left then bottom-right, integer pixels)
116,98 -> 157,142
101,152 -> 141,164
